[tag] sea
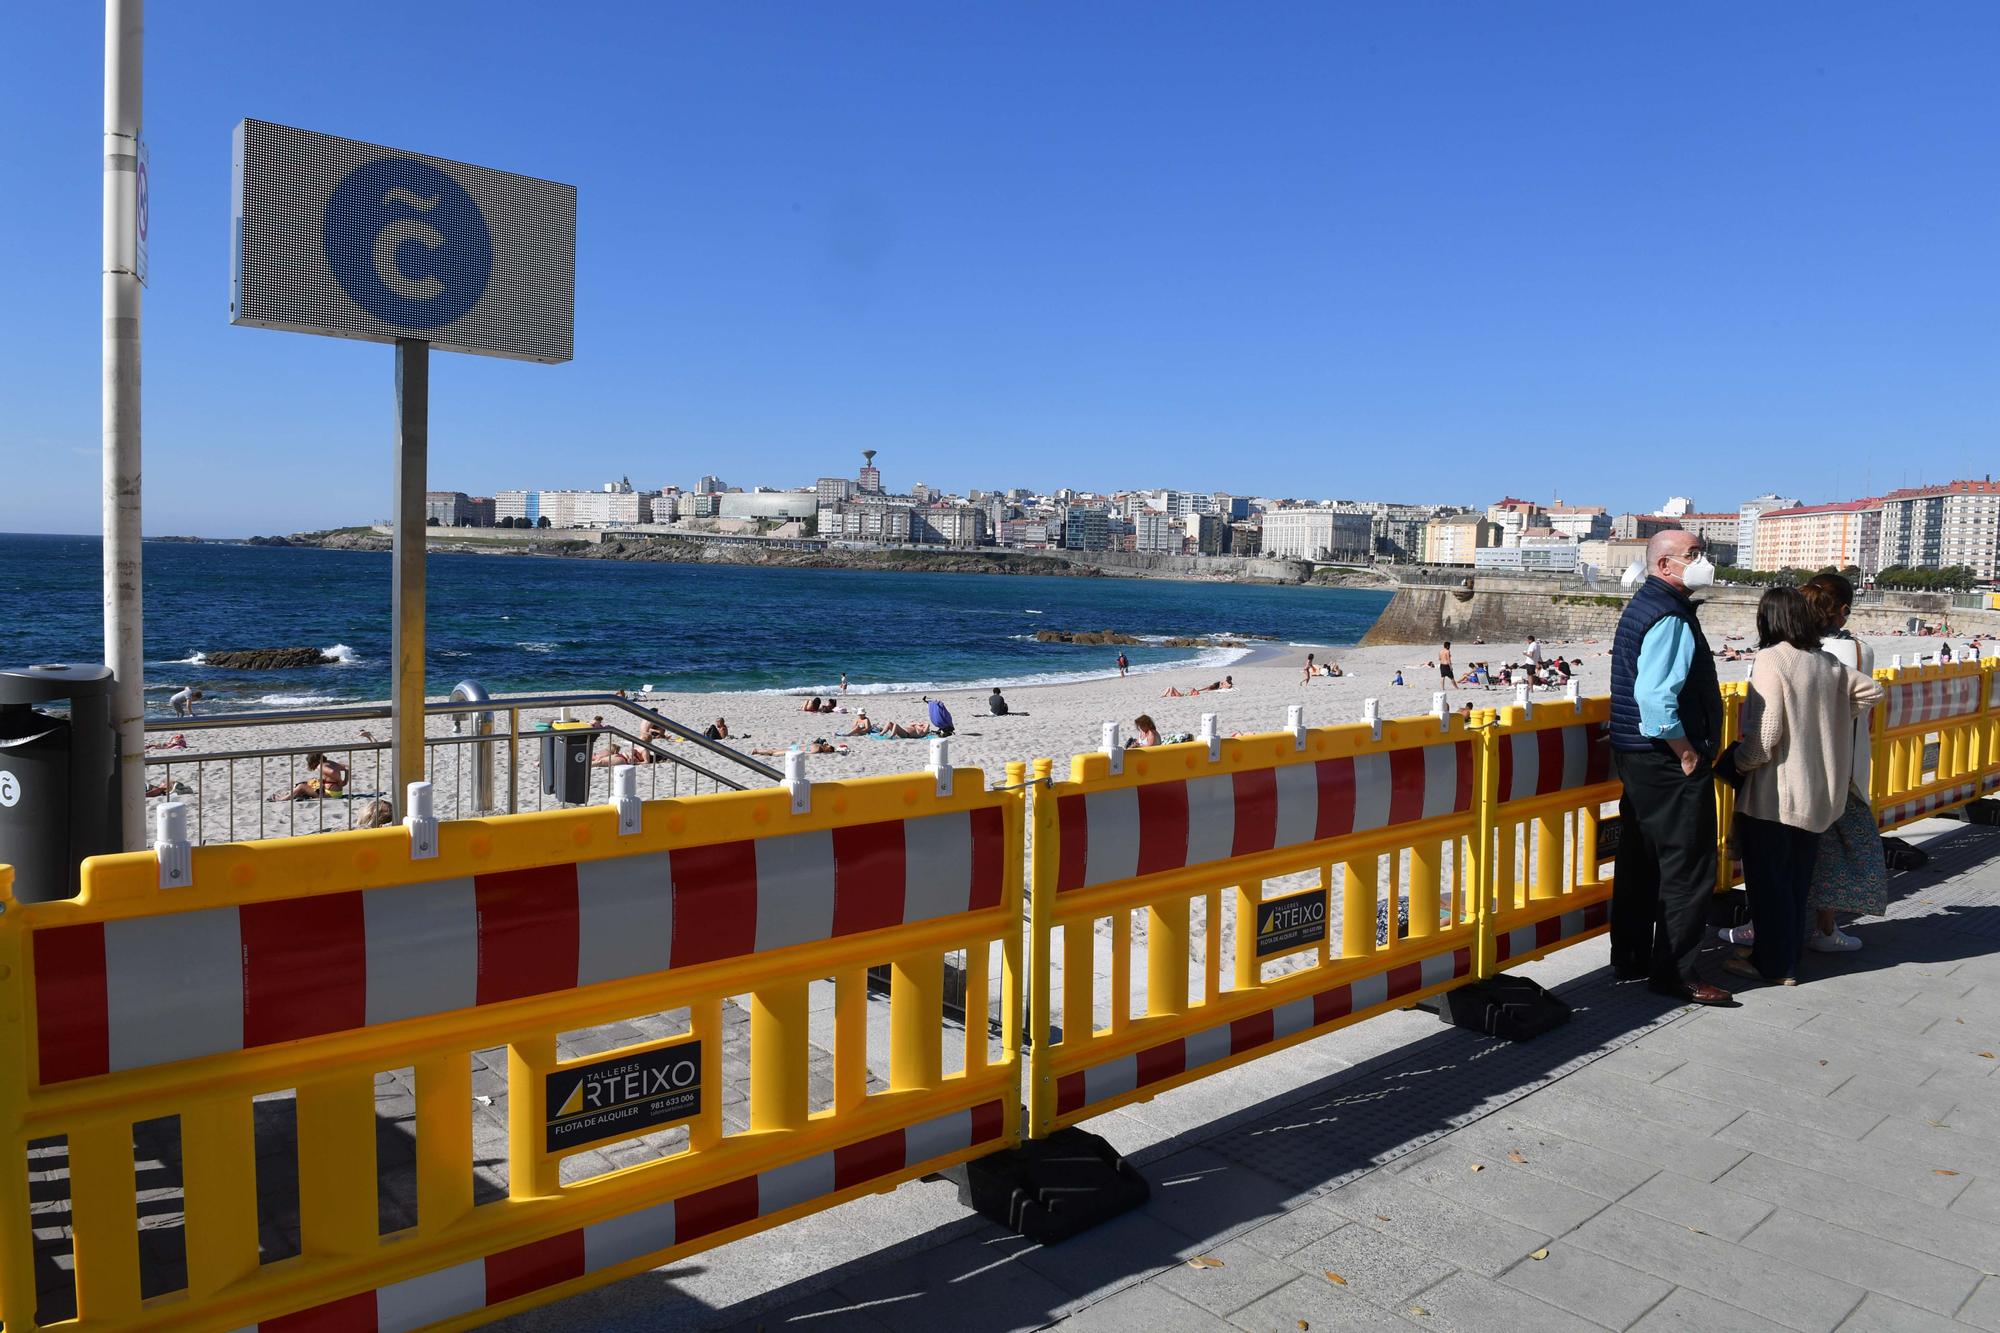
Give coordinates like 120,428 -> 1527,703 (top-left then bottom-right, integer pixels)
0,533 -> 1391,716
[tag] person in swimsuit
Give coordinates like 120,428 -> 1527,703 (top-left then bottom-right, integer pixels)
1438,642 -> 1457,689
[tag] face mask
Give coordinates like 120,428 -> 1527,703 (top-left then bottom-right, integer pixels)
1620,561 -> 1645,590
1676,554 -> 1716,589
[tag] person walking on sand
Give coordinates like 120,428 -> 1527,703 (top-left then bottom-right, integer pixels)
169,686 -> 202,716
1438,642 -> 1456,690
1525,635 -> 1545,675
1116,651 -> 1129,678
1608,530 -> 1733,1006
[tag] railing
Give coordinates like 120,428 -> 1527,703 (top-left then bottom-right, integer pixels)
142,692 -> 782,845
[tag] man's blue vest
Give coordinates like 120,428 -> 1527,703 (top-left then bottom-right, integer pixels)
1609,576 -> 1722,756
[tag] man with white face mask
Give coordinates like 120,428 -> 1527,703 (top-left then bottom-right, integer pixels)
1607,529 -> 1733,1005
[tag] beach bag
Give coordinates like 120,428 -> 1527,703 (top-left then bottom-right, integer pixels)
1809,790 -> 1888,916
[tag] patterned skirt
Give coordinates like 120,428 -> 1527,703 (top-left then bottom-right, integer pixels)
1808,790 -> 1888,917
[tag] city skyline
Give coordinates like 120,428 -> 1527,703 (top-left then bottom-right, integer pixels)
4,3 -> 1996,536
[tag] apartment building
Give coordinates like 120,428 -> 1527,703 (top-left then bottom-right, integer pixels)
1750,499 -> 1883,574
1878,480 -> 2000,580
1422,513 -> 1502,566
1260,507 -> 1374,561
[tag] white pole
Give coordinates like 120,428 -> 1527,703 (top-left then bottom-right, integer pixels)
104,0 -> 145,850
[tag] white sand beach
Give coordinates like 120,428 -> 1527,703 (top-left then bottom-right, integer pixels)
133,629 -> 1963,846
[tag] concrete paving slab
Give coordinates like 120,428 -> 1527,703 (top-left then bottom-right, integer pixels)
1739,1209 -> 1983,1318
1618,1170 -> 1774,1242
1224,1272 -> 1417,1331
1566,1204 -> 1864,1332
1832,1292 -> 1971,1333
1714,1151 -> 1995,1270
1011,1209 -> 1195,1305
1231,1200 -> 1352,1260
1827,1071 -> 1961,1123
1402,1269 -> 1609,1333
1857,1111 -> 2000,1178
1285,1222 -> 1458,1308
1386,1143 -> 1610,1234
830,1232 -> 1073,1333
1498,1241 -> 1674,1330
1442,1115 -> 1663,1201
1629,1285 -> 1792,1332
1512,1087 -> 1751,1182
1320,1174 -> 1552,1279
1712,1111 -> 1972,1210
1652,1062 -> 1886,1140
1554,1066 -> 1749,1136
1951,1175 -> 2000,1227
1149,1237 -> 1312,1317
1044,1281 -> 1224,1333
711,1284 -> 894,1333
1138,1146 -> 1299,1242
1959,1275 -> 2000,1332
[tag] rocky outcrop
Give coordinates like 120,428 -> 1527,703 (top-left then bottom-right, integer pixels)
202,648 -> 335,669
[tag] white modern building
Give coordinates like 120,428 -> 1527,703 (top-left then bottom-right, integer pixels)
1737,494 -> 1802,568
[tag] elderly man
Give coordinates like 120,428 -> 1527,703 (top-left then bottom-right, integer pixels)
1608,529 -> 1733,1005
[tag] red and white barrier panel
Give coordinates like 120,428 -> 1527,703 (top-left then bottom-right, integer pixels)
1494,722 -> 1612,807
1990,672 -> 2000,711
1055,743 -> 1471,893
245,1100 -> 1006,1333
1879,783 -> 1980,829
1885,676 -> 1982,730
35,806 -> 1005,1084
1493,900 -> 1609,963
1052,948 -> 1471,1117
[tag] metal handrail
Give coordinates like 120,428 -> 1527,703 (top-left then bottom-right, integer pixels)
144,690 -> 781,784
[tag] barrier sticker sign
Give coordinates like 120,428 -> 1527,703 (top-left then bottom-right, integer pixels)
545,1039 -> 701,1154
1254,887 -> 1327,958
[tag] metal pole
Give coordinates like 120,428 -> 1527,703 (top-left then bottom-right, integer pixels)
390,338 -> 429,815
103,0 -> 145,849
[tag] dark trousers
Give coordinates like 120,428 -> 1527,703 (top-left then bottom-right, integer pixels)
1736,812 -> 1819,982
1611,748 -> 1718,987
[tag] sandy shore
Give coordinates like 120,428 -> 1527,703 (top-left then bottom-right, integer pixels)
139,631 -> 1951,845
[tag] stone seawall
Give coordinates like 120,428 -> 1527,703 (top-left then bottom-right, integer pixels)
1360,575 -> 1991,647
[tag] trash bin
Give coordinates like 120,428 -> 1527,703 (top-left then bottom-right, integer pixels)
0,664 -> 121,903
538,720 -> 596,805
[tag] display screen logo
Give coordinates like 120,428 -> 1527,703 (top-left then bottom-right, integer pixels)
325,157 -> 492,329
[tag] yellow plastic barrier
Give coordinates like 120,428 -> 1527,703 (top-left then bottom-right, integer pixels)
1869,658 -> 1996,829
1024,713 -> 1486,1138
0,764 -> 1022,1331
1478,697 -> 1621,974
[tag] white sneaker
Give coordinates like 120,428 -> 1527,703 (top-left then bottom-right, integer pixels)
1807,928 -> 1862,952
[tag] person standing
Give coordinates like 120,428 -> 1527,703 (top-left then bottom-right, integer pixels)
1608,531 -> 1733,1004
1438,642 -> 1457,689
840,672 -> 848,694
1800,574 -> 1886,952
1722,587 -> 1883,985
1116,651 -> 1129,678
1524,635 -> 1545,676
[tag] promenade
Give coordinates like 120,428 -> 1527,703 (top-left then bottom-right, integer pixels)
505,813 -> 2000,1333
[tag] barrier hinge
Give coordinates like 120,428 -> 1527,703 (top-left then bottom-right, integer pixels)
405,780 -> 439,859
784,750 -> 812,814
155,802 -> 192,888
611,764 -> 642,836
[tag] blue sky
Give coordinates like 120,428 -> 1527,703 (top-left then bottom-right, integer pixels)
2,2 -> 1994,537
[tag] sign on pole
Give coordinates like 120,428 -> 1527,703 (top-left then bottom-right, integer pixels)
229,118 -> 576,814
230,119 -> 576,362
134,138 -> 149,287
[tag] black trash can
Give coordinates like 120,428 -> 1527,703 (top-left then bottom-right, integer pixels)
0,664 -> 122,903
537,721 -> 596,805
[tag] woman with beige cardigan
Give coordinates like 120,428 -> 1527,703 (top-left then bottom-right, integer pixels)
1725,587 -> 1884,986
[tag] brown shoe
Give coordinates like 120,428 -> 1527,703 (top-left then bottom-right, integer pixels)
1686,983 -> 1735,1005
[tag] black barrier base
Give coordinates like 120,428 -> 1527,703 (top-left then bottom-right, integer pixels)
940,1127 -> 1149,1244
1883,836 -> 1929,871
1436,975 -> 1573,1042
1962,799 -> 2000,827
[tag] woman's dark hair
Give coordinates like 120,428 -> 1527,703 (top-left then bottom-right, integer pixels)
1756,586 -> 1822,651
305,752 -> 325,768
1133,713 -> 1157,734
1800,573 -> 1855,632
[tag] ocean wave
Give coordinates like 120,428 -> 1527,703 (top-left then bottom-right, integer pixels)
516,641 -> 559,653
323,643 -> 359,664
249,693 -> 344,707
746,644 -> 1254,698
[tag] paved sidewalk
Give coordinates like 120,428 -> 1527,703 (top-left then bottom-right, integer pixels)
517,816 -> 2000,1333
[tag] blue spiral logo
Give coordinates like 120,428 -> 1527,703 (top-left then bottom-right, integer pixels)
325,157 -> 492,330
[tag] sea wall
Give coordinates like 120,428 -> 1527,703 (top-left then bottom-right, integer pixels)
1035,547 -> 1316,583
1360,574 -> 1990,647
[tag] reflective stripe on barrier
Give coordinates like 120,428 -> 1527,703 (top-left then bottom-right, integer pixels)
250,1099 -> 1006,1333
32,805 -> 1005,1084
1477,699 -> 1618,976
1870,660 -> 1995,831
0,767 -> 1022,1332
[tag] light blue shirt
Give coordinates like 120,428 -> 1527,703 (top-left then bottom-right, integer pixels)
1634,617 -> 1695,739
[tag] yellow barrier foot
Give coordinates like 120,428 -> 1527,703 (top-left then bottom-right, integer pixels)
938,1127 -> 1148,1244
